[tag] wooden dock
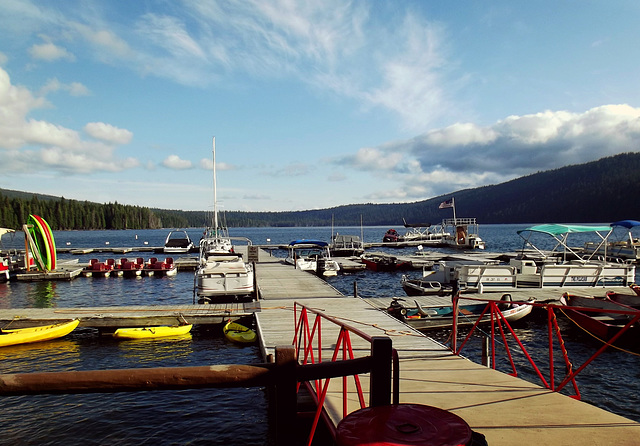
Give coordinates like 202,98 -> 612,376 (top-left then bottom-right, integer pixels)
0,302 -> 258,330
253,258 -> 640,445
2,246 -> 639,444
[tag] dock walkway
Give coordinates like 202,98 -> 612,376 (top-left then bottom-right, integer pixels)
254,259 -> 640,445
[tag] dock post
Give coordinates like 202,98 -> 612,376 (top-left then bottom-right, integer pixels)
274,345 -> 296,445
369,336 -> 392,407
353,280 -> 358,298
482,336 -> 491,368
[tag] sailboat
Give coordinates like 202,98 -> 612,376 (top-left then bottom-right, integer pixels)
194,137 -> 255,303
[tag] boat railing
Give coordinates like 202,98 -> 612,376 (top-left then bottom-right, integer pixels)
449,295 -> 640,399
443,217 -> 477,226
293,301 -> 399,444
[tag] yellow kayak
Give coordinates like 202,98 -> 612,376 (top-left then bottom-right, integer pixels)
0,319 -> 80,347
223,320 -> 257,344
112,324 -> 193,339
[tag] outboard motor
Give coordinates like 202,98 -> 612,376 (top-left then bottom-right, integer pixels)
387,298 -> 407,317
316,258 -> 327,276
498,293 -> 513,310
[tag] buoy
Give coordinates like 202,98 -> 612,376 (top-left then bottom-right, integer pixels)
66,242 -> 71,246
143,241 -> 149,245
105,241 -> 110,245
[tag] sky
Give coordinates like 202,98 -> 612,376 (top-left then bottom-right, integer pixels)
1,1 -> 640,213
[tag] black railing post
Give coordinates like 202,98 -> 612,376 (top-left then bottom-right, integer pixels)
369,336 -> 392,407
274,345 -> 297,445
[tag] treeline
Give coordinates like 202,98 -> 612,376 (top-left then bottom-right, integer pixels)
2,152 -> 640,229
0,194 -> 186,230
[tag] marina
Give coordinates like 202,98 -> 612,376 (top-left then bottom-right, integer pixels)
0,225 -> 640,445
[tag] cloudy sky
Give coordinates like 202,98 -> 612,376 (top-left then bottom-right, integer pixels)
1,1 -> 639,212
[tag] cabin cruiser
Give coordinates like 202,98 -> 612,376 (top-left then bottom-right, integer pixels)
285,240 -> 340,277
163,230 -> 195,253
194,138 -> 255,302
329,234 -> 364,257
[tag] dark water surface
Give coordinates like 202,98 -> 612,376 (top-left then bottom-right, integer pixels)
0,225 -> 639,444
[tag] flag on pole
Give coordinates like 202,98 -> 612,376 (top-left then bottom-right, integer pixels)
438,199 -> 454,209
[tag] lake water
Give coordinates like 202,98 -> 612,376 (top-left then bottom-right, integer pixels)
0,225 -> 638,444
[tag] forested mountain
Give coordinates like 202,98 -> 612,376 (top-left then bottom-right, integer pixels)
1,152 -> 639,230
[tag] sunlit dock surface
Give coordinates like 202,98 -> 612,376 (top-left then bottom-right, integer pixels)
253,254 -> 640,445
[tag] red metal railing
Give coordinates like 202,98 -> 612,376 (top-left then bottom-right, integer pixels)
293,302 -> 399,445
450,295 -> 640,399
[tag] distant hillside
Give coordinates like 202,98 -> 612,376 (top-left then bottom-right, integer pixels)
2,151 -> 639,229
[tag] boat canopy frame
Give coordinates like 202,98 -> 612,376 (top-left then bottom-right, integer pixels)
516,224 -> 613,263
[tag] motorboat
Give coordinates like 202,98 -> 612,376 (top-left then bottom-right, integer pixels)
382,229 -> 399,243
360,253 -> 410,272
401,274 -> 452,296
441,217 -> 485,250
163,230 -> 195,253
437,198 -> 485,250
285,240 -> 340,277
560,293 -> 640,344
329,234 -> 364,257
456,224 -> 636,292
194,137 -> 255,302
583,220 -> 640,261
386,294 -> 534,331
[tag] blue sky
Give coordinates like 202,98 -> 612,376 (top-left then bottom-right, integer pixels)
1,1 -> 639,213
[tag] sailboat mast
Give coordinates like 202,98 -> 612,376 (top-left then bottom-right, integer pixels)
213,136 -> 218,234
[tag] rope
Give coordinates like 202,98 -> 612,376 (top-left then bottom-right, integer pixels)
559,308 -> 640,357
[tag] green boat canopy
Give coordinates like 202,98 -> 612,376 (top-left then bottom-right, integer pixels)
517,224 -> 612,236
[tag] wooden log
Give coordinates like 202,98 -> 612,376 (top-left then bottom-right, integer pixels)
0,364 -> 273,395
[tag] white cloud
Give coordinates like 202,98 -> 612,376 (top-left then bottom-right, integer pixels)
0,66 -> 139,174
199,158 -> 234,171
40,78 -> 90,97
28,40 -> 76,62
343,104 -> 640,203
163,155 -> 193,170
84,122 -> 133,144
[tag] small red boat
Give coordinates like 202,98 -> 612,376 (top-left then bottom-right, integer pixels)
361,253 -> 410,272
561,293 -> 640,344
382,229 -> 399,243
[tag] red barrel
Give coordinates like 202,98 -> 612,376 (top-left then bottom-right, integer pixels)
336,404 -> 472,446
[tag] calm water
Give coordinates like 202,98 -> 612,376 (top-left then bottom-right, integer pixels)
0,225 -> 639,444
